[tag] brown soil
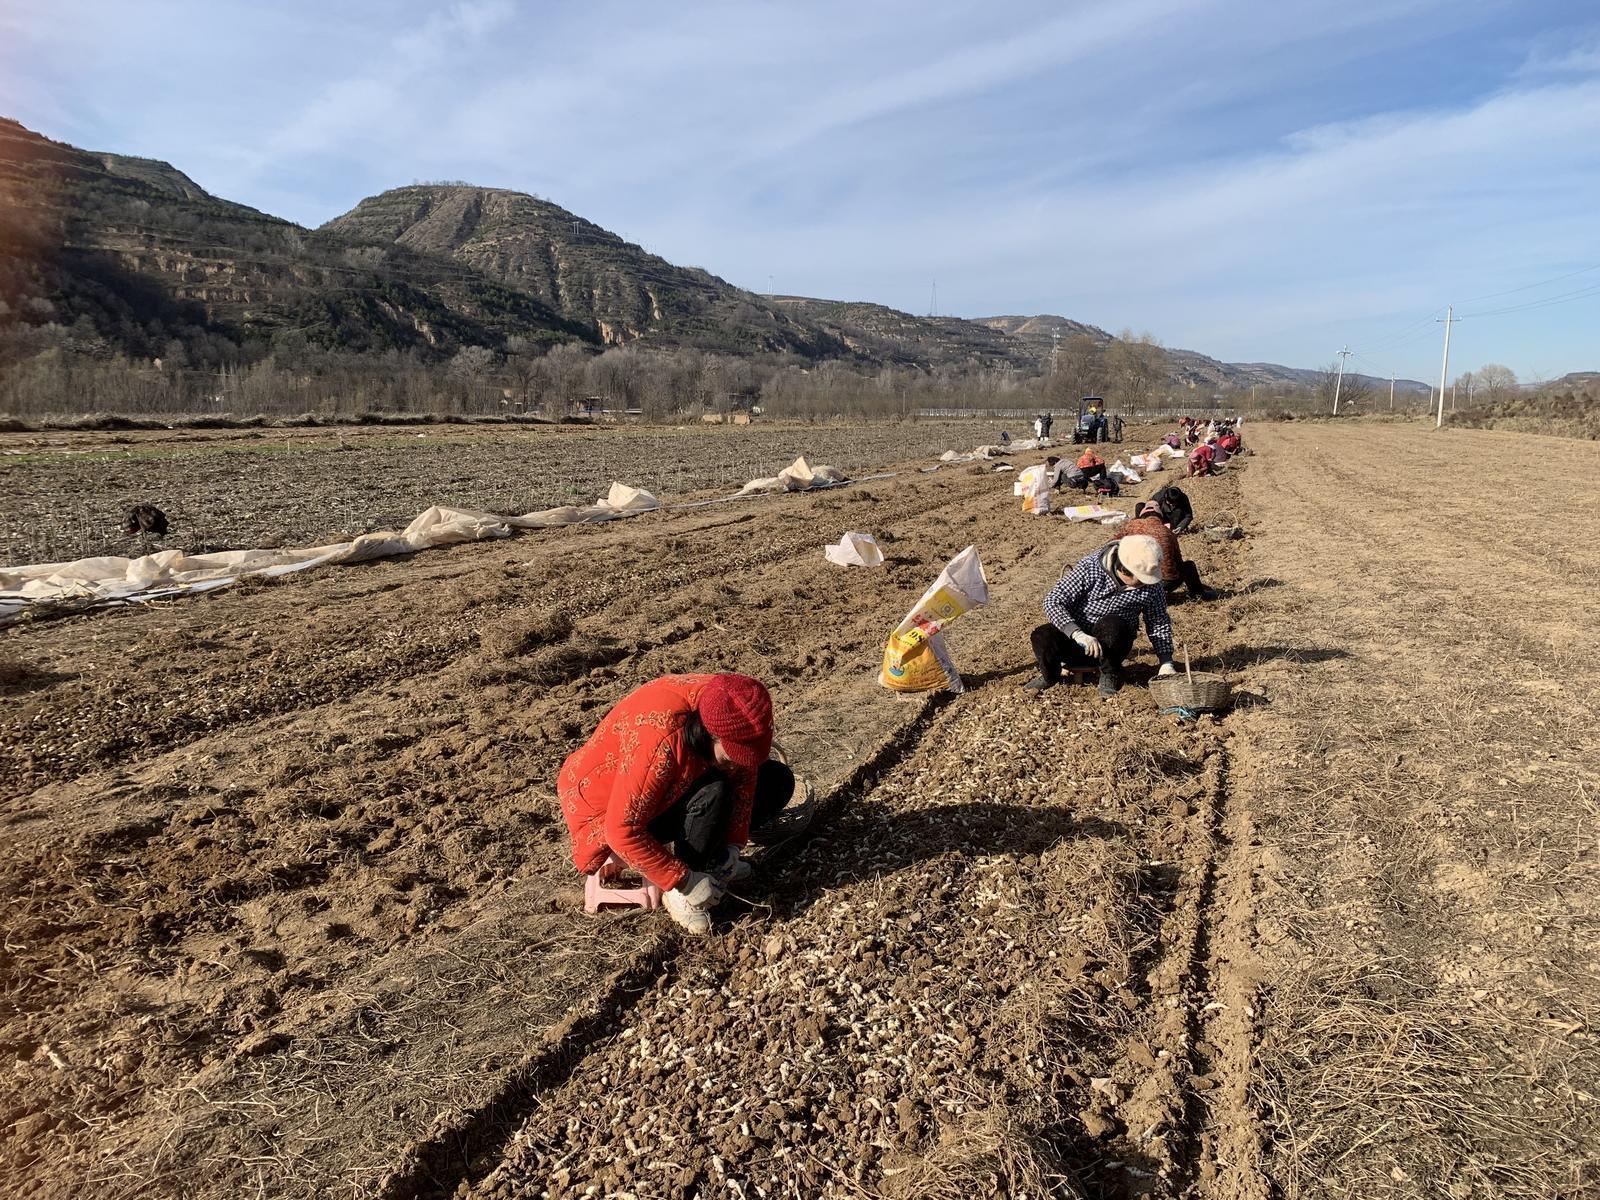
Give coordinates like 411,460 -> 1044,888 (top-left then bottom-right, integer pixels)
0,420 -> 1008,565
3,420 -> 1595,1200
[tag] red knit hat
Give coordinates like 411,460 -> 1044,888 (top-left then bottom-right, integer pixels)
698,674 -> 774,767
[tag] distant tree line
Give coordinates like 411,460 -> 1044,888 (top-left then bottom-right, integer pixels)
1,304 -> 1420,423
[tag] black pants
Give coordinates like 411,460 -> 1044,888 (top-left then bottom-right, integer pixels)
1078,462 -> 1107,491
1030,617 -> 1137,685
1163,560 -> 1207,599
647,762 -> 795,871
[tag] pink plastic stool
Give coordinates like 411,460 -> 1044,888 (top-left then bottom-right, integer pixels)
583,853 -> 663,915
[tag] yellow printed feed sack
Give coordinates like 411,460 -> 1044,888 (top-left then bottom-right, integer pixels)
878,546 -> 989,694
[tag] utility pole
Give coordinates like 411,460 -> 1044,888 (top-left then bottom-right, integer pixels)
1332,346 -> 1351,415
1435,305 -> 1456,429
1051,328 -> 1061,375
929,281 -> 938,318
1389,374 -> 1395,411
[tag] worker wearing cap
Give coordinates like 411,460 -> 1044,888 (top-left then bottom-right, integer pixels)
1024,535 -> 1178,696
558,673 -> 794,934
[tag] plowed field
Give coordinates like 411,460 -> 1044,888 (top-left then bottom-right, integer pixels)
2,420 -> 1595,1200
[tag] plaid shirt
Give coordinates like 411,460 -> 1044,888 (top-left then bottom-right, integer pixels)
1043,544 -> 1175,661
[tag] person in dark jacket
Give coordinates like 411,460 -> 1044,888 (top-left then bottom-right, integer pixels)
1024,535 -> 1179,697
1149,485 -> 1194,534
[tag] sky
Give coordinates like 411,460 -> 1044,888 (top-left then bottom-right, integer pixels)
3,0 -> 1599,382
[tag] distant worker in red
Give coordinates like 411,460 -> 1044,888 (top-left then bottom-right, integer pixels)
558,674 -> 796,934
1187,441 -> 1216,478
1076,448 -> 1108,491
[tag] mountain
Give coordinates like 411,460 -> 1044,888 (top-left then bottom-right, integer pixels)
0,118 -> 592,364
766,297 -> 1042,369
322,186 -> 842,359
0,117 -> 1444,394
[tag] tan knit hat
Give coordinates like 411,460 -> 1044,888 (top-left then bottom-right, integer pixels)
1117,534 -> 1164,584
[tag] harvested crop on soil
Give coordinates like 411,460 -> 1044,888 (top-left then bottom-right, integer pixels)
2,419 -> 1595,1200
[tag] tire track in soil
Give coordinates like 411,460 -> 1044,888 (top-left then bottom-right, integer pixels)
1070,458 -> 1271,1200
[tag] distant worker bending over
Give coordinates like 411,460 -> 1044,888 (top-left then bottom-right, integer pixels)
1025,534 -> 1179,697
559,674 -> 795,934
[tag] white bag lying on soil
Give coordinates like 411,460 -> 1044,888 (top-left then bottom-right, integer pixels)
823,531 -> 885,567
737,456 -> 848,495
0,484 -> 660,623
879,545 -> 989,693
1108,460 -> 1142,484
939,436 -> 1045,463
1062,504 -> 1127,525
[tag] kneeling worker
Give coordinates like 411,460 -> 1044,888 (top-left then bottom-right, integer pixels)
559,673 -> 794,934
1025,535 -> 1178,696
1116,501 -> 1219,601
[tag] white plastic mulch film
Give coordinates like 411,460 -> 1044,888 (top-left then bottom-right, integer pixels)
737,456 -> 848,495
0,484 -> 659,624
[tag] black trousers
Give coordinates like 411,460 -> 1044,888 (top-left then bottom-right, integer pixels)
1030,617 -> 1137,685
1163,560 -> 1207,598
1077,462 -> 1107,491
647,762 -> 796,871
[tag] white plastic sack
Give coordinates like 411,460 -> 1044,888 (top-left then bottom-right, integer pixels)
879,546 -> 990,694
1014,464 -> 1053,515
823,531 -> 885,567
1108,460 -> 1142,484
1062,504 -> 1127,525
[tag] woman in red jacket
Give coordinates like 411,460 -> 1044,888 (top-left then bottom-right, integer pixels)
558,673 -> 793,934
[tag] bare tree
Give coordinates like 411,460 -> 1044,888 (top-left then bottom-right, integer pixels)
1316,362 -> 1373,412
1476,363 -> 1518,404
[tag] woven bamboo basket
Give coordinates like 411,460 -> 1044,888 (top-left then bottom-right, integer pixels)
1149,648 -> 1234,712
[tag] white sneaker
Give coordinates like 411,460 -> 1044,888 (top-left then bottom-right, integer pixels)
663,887 -> 713,935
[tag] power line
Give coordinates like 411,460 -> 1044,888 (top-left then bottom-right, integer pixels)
1457,280 -> 1600,319
1459,261 -> 1600,305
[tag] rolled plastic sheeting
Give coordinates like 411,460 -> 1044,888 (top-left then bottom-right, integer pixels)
0,483 -> 660,624
737,456 -> 849,495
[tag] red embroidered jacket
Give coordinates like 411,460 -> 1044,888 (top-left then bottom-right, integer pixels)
558,674 -> 757,890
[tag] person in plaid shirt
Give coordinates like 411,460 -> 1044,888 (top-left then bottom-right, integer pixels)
1024,535 -> 1179,696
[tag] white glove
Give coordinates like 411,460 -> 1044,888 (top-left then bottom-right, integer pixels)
674,870 -> 722,907
711,846 -> 753,886
1158,661 -> 1178,676
1071,631 -> 1103,659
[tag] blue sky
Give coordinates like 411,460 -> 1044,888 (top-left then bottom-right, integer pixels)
4,0 -> 1599,382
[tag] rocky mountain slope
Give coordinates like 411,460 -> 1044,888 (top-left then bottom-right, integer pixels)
0,117 -> 1442,391
0,119 -> 592,363
323,186 -> 843,358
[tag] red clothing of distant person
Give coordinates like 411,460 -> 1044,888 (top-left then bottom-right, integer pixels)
1077,450 -> 1105,471
1114,515 -> 1182,584
1219,433 -> 1241,454
1188,443 -> 1216,477
558,674 -> 758,891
